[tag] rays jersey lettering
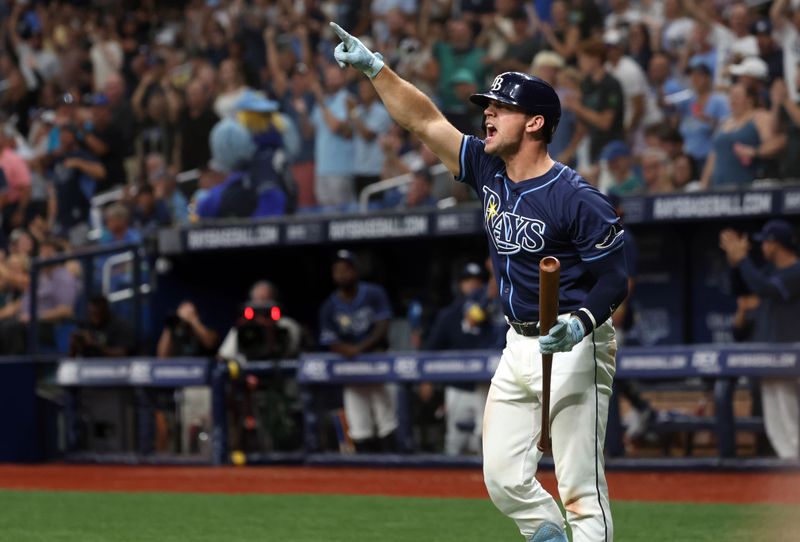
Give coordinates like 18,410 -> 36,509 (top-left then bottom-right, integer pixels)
456,135 -> 625,321
483,186 -> 546,254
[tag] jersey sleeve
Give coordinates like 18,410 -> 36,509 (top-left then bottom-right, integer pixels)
369,285 -> 393,321
455,135 -> 496,192
568,187 -> 625,262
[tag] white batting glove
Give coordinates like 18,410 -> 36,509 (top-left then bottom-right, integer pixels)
539,317 -> 585,354
330,22 -> 385,79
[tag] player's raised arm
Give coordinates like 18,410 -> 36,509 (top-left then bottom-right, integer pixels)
329,22 -> 463,176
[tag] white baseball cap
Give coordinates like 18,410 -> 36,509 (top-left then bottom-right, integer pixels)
729,57 -> 769,81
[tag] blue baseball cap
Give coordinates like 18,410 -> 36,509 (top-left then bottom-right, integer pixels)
752,220 -> 798,251
333,249 -> 357,267
600,140 -> 631,162
236,90 -> 279,113
90,93 -> 110,107
687,56 -> 714,77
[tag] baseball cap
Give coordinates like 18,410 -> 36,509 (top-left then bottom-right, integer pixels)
729,57 -> 769,81
532,51 -> 565,71
451,68 -> 478,86
752,18 -> 772,35
236,90 -> 279,113
752,219 -> 799,251
59,92 -> 77,106
460,262 -> 487,281
600,140 -> 631,162
333,249 -> 357,267
687,56 -> 714,77
90,93 -> 110,107
602,29 -> 624,47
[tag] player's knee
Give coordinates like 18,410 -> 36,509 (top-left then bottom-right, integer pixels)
483,461 -> 524,508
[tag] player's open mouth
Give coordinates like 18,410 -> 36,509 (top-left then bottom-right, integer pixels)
486,123 -> 497,139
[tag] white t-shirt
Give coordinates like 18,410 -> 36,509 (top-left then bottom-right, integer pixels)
607,56 -> 653,128
89,40 -> 124,91
711,24 -> 758,87
778,24 -> 800,102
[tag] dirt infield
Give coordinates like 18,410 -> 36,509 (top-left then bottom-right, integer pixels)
1,465 -> 798,504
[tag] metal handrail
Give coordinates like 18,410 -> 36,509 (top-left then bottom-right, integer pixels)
28,241 -> 146,355
358,163 -> 449,213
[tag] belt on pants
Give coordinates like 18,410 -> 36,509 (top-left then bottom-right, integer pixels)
507,318 -> 540,337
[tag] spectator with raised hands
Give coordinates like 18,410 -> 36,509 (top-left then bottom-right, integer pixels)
538,0 -> 580,64
701,82 -> 777,190
176,80 -> 218,173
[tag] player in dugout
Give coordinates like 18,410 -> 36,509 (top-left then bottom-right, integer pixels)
329,22 -> 627,542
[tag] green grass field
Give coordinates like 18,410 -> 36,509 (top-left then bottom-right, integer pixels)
0,490 -> 794,541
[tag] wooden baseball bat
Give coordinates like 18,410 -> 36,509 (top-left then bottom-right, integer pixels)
537,256 -> 561,453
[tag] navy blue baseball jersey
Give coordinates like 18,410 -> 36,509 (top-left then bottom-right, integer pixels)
319,282 -> 393,346
456,135 -> 625,323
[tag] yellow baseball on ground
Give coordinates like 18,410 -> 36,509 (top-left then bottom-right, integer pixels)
231,450 -> 247,466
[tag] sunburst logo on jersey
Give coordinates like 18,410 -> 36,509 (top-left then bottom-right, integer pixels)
337,314 -> 352,330
485,198 -> 499,223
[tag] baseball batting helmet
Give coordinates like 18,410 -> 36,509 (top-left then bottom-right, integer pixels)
470,72 -> 561,142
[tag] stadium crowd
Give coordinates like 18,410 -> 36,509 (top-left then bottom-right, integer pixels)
1,0 -> 797,458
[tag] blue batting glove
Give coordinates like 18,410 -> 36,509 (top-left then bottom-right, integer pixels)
330,22 -> 385,79
539,317 -> 585,354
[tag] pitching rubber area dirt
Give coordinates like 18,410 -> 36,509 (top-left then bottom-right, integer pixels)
1,465 -> 799,505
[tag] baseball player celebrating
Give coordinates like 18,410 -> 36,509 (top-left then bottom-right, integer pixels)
330,23 -> 627,542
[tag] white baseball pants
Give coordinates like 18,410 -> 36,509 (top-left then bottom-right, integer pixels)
343,384 -> 398,441
483,320 -> 617,542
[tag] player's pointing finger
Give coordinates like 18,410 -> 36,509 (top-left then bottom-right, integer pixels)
329,22 -> 352,44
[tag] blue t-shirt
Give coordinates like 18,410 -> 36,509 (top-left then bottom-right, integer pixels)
311,89 -> 355,177
679,92 -> 730,161
456,135 -> 624,322
353,101 -> 392,177
319,282 -> 393,346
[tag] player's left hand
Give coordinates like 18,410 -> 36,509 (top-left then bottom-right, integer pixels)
539,317 -> 585,354
330,22 -> 385,79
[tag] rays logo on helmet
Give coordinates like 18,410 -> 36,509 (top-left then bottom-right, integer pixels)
490,76 -> 504,92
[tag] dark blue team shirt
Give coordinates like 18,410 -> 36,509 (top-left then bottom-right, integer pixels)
457,135 -> 624,322
319,281 -> 393,346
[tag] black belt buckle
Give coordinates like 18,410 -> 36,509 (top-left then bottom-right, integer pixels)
510,320 -> 539,337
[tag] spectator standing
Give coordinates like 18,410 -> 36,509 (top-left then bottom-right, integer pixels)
677,59 -> 729,173
701,83 -> 775,190
564,38 -> 625,165
310,66 -> 356,209
603,29 -> 653,143
753,19 -> 784,85
719,221 -> 800,459
0,126 -> 32,235
425,262 -> 494,456
771,0 -> 800,103
318,250 -> 397,452
88,18 -> 124,92
81,94 -> 127,192
768,78 -> 800,180
539,0 -> 580,64
659,0 -> 694,57
103,73 -> 135,155
177,80 -> 219,172
214,59 -> 249,119
49,125 -> 106,243
145,154 -> 190,225
350,80 -> 393,195
433,19 -> 489,128
19,238 -> 79,350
